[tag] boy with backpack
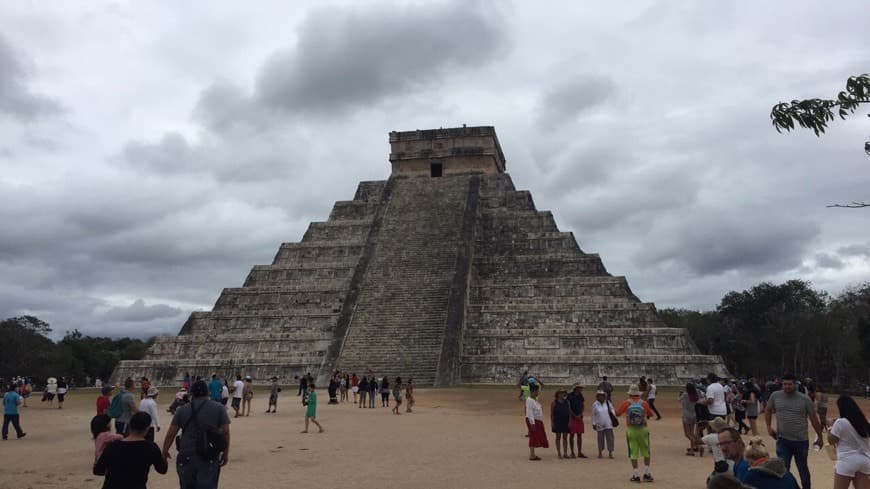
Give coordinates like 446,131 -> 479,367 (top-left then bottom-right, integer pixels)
108,378 -> 139,436
615,385 -> 656,482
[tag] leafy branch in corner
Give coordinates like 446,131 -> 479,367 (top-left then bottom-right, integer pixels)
770,74 -> 870,155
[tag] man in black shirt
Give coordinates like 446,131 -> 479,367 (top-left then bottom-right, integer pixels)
94,411 -> 167,488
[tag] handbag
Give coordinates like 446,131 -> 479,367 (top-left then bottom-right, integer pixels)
607,401 -> 619,427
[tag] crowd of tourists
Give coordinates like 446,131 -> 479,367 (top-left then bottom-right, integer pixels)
520,371 -> 869,488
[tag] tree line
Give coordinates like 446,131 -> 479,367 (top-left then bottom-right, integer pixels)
0,315 -> 153,386
660,280 -> 870,389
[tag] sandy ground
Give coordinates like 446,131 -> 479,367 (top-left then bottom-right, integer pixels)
1,386 -> 863,489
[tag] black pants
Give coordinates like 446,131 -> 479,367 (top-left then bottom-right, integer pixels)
381,392 -> 389,405
734,410 -> 750,432
2,414 -> 24,438
648,398 -> 662,419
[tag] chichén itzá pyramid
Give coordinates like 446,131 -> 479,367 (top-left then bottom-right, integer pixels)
113,126 -> 728,386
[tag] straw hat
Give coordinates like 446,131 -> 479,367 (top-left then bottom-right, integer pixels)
572,383 -> 583,390
146,386 -> 159,397
627,385 -> 641,396
709,417 -> 729,433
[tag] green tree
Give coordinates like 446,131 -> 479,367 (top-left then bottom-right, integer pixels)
770,74 -> 870,208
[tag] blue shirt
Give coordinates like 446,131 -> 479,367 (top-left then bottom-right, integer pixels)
734,459 -> 750,481
3,391 -> 21,415
208,379 -> 223,400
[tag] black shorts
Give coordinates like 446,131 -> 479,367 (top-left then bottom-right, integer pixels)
57,393 -> 66,402
231,398 -> 241,409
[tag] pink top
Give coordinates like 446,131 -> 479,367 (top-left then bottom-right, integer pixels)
94,431 -> 123,462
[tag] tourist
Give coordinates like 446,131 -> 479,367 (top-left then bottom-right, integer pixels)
614,385 -> 655,482
97,386 -> 113,415
2,383 -> 26,440
827,395 -> 870,489
167,388 -> 189,415
43,377 -> 57,405
298,374 -> 309,398
161,380 -> 231,488
718,427 -> 750,480
706,375 -> 728,423
368,376 -> 377,408
242,376 -> 253,417
405,378 -> 414,413
208,375 -> 222,402
815,386 -> 830,431
380,376 -> 390,407
597,375 -> 614,402
638,376 -> 649,399
680,383 -> 701,456
351,373 -> 359,404
742,436 -> 800,489
525,383 -> 548,461
56,376 -> 68,409
301,383 -> 324,433
518,370 -> 529,400
94,411 -> 168,489
113,378 -> 139,436
567,383 -> 587,458
591,389 -> 615,458
231,375 -> 244,418
764,373 -> 823,489
358,376 -> 369,409
519,379 -> 531,402
742,379 -> 761,436
182,372 -> 191,391
266,376 -> 280,413
220,379 -> 229,407
339,374 -> 348,403
647,378 -> 662,420
139,387 -> 160,442
140,377 -> 151,400
732,383 -> 750,435
327,377 -> 339,404
391,377 -> 403,415
550,388 -> 570,458
702,417 -> 733,475
91,414 -> 123,462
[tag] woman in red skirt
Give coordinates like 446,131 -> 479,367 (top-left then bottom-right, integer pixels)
525,383 -> 549,460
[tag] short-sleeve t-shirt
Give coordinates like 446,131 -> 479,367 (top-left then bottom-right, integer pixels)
96,395 -> 111,415
766,390 -> 815,441
830,418 -> 870,456
233,380 -> 244,398
3,391 -> 21,415
171,399 -> 231,454
208,379 -> 223,400
118,391 -> 137,423
706,382 -> 727,416
306,391 -> 318,417
94,439 -> 167,489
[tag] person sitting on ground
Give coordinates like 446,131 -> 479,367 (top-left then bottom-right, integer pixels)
718,427 -> 750,481
740,436 -> 799,489
94,411 -> 168,489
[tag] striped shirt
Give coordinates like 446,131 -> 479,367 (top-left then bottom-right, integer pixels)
766,390 -> 815,441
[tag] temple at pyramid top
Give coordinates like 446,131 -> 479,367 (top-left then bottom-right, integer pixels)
389,125 -> 506,177
113,125 -> 727,387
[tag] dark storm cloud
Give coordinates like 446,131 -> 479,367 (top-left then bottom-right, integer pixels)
0,34 -> 61,120
814,252 -> 845,270
254,1 -> 507,114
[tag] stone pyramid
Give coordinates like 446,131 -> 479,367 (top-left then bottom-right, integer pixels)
113,126 -> 727,386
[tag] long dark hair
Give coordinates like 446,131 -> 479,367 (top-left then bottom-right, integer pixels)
90,414 -> 112,439
686,383 -> 699,403
837,395 -> 869,438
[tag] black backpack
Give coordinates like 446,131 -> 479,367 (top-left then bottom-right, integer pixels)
183,400 -> 227,461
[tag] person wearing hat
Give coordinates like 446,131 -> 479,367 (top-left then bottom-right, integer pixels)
615,384 -> 656,482
567,384 -> 588,458
266,377 -> 280,414
162,380 -> 231,486
592,389 -> 616,458
96,385 -> 115,416
139,386 -> 161,442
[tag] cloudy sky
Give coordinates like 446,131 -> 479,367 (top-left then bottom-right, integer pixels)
1,1 -> 869,340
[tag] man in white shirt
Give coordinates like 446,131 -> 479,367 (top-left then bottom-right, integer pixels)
138,386 -> 160,442
706,375 -> 728,419
232,375 -> 245,418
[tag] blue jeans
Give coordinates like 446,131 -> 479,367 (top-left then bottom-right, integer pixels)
776,438 -> 810,489
177,452 -> 221,489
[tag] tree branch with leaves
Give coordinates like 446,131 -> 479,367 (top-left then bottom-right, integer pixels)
770,74 -> 870,208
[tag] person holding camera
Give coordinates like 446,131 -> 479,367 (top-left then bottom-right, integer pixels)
161,380 -> 231,489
